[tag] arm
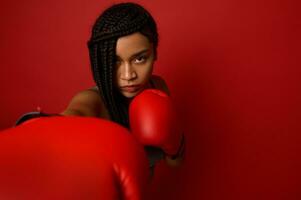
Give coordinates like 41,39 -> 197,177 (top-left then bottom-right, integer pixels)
15,89 -> 102,126
60,89 -> 103,117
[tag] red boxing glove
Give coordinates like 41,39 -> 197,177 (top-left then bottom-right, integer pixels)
129,89 -> 184,158
0,117 -> 149,200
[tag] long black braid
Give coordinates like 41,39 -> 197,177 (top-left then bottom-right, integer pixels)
87,3 -> 158,128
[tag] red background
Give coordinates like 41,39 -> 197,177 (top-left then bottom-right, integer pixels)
0,0 -> 300,199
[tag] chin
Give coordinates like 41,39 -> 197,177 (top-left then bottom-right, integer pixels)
121,91 -> 139,99
118,83 -> 148,99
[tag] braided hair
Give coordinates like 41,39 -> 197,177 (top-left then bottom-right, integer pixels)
87,3 -> 158,128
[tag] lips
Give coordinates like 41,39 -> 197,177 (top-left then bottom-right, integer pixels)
120,85 -> 141,93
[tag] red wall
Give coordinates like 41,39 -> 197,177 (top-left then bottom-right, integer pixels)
0,0 -> 300,199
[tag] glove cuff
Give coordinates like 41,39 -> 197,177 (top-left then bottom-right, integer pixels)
168,134 -> 185,160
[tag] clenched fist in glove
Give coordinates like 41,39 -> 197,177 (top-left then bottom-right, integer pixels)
0,117 -> 149,200
129,89 -> 185,164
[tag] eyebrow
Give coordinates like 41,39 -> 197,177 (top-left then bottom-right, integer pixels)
116,49 -> 150,60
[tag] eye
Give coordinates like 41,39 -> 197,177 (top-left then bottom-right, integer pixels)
134,55 -> 147,64
115,59 -> 121,67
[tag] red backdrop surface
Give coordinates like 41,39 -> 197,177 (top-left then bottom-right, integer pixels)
0,0 -> 300,199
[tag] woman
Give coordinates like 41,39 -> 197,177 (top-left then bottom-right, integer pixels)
61,2 -> 183,169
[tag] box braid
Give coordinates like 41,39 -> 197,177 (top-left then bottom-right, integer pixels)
87,3 -> 158,128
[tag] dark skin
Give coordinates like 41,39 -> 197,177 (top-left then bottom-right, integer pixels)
61,76 -> 182,167
61,33 -> 182,167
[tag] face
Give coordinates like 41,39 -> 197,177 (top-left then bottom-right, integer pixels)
114,32 -> 155,98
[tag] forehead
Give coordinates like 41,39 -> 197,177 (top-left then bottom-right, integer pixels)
116,32 -> 152,58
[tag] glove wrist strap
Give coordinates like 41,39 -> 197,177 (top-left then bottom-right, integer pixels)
15,111 -> 61,126
168,134 -> 185,160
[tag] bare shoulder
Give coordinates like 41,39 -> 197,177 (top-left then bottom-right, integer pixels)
151,75 -> 170,95
61,87 -> 104,117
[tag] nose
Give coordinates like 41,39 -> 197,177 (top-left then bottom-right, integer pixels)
120,63 -> 137,81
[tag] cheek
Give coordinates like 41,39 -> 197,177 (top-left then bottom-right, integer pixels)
139,64 -> 153,79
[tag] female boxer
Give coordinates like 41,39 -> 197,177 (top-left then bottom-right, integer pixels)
60,3 -> 183,168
